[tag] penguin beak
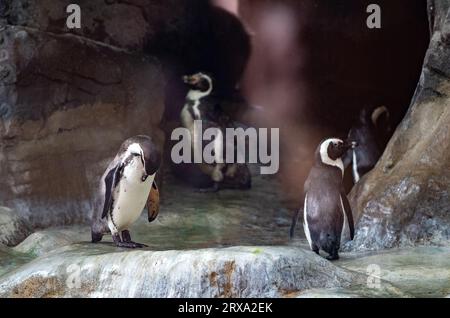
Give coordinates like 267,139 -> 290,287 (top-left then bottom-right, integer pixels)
182,74 -> 199,85
343,140 -> 358,149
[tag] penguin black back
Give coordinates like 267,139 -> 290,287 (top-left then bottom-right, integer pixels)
291,138 -> 355,260
345,106 -> 390,183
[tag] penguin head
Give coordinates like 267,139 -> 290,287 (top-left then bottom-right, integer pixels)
358,105 -> 390,128
317,138 -> 355,170
371,105 -> 391,133
182,72 -> 213,96
124,135 -> 161,179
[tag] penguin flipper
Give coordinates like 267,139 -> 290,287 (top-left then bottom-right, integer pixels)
342,146 -> 353,169
101,164 -> 122,219
289,209 -> 301,239
340,189 -> 355,239
147,181 -> 160,222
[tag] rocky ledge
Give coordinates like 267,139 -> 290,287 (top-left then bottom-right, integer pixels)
0,237 -> 404,298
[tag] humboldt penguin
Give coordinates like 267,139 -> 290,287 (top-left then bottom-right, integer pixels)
91,135 -> 161,248
180,72 -> 251,192
344,106 -> 391,183
290,138 -> 355,260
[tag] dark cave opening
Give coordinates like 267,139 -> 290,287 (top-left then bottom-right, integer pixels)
237,0 -> 430,199
159,0 -> 430,199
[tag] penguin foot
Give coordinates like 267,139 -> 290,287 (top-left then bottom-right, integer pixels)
120,230 -> 148,248
326,254 -> 339,261
112,232 -> 148,249
91,230 -> 103,243
116,241 -> 147,248
196,182 -> 220,193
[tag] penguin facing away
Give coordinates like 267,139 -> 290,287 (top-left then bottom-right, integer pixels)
180,72 -> 251,192
290,138 -> 355,260
91,135 -> 161,248
343,106 -> 391,183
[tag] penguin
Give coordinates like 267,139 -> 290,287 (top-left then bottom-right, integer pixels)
180,72 -> 251,192
290,138 -> 356,260
91,135 -> 161,248
343,106 -> 391,183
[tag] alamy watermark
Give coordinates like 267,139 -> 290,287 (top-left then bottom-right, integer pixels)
171,120 -> 280,175
66,4 -> 81,29
366,4 -> 382,29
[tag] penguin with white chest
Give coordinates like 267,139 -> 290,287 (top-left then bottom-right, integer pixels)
290,138 -> 356,260
344,106 -> 391,183
180,72 -> 251,192
91,135 -> 161,248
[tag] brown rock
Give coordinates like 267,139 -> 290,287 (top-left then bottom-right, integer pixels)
346,1 -> 450,250
0,26 -> 164,228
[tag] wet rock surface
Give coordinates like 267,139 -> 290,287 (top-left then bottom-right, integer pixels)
338,246 -> 450,298
0,174 -> 360,298
0,245 -> 372,298
347,1 -> 450,250
0,174 -> 448,298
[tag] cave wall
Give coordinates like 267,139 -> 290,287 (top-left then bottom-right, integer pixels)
0,0 -> 252,229
0,26 -> 165,228
0,1 -> 173,228
347,0 -> 450,250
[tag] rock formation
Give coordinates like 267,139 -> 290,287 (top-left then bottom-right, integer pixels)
0,207 -> 31,246
0,243 -> 402,298
0,19 -> 165,229
347,0 -> 450,250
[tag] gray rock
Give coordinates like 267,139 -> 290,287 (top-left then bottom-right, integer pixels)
0,244 -> 378,298
13,226 -> 89,256
0,206 -> 31,246
0,243 -> 33,278
346,1 -> 450,250
338,246 -> 450,297
297,286 -> 406,298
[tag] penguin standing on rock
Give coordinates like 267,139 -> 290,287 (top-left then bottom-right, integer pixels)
91,135 -> 161,248
290,138 -> 356,260
180,72 -> 251,192
344,106 -> 391,183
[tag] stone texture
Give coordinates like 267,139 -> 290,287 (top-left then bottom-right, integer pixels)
346,1 -> 450,250
338,246 -> 450,298
0,26 -> 165,228
0,206 -> 31,246
0,243 -> 33,278
0,244 -> 377,298
1,0 -> 250,89
13,227 -> 88,256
